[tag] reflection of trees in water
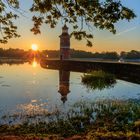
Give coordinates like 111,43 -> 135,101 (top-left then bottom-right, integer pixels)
81,70 -> 116,90
0,59 -> 26,65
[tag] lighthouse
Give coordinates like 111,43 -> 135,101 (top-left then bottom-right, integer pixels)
59,24 -> 70,60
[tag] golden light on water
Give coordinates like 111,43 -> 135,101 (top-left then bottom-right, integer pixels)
32,59 -> 37,68
17,99 -> 48,116
31,44 -> 38,51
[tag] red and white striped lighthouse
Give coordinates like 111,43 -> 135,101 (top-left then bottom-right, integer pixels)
59,24 -> 70,60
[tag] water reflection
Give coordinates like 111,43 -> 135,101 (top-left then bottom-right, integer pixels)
32,59 -> 38,68
28,58 -> 40,68
17,99 -> 48,117
58,70 -> 70,103
81,71 -> 116,91
0,61 -> 140,125
0,59 -> 27,65
57,69 -> 116,102
41,67 -> 116,103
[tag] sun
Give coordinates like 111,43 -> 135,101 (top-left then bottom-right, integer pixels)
31,44 -> 38,51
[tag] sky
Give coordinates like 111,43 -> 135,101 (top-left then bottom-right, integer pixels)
0,0 -> 140,53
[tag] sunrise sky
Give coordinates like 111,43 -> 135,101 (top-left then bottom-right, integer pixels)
1,0 -> 140,53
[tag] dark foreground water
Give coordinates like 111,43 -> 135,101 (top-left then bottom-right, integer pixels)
0,60 -> 140,122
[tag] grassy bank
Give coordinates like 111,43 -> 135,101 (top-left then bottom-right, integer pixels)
0,99 -> 140,139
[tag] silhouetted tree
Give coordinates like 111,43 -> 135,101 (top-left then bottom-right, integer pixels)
1,48 -> 140,60
120,51 -> 127,59
70,49 -> 94,58
120,50 -> 140,59
0,0 -> 136,46
41,50 -> 60,58
102,52 -> 119,59
0,48 -> 27,58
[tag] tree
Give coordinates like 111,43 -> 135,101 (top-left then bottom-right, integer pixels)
0,0 -> 136,46
0,0 -> 20,43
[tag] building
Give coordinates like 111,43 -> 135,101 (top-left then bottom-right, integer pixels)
58,70 -> 70,103
59,24 -> 70,60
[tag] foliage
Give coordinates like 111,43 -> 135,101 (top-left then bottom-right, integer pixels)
93,51 -> 119,59
0,48 -> 26,58
0,48 -> 41,59
1,99 -> 140,139
30,0 -> 136,47
0,0 -> 20,43
41,49 -> 60,58
1,48 -> 140,61
70,49 -> 97,58
87,132 -> 140,140
0,0 -> 136,46
120,50 -> 140,59
81,70 -> 116,90
42,49 -> 120,59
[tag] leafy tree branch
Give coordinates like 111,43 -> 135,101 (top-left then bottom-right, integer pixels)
0,0 -> 136,46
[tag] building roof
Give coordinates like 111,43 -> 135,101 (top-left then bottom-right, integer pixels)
63,24 -> 68,30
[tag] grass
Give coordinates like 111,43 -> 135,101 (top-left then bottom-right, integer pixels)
81,70 -> 116,90
1,99 -> 140,139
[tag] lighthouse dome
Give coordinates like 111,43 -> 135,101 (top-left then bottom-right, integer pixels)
63,24 -> 68,29
62,24 -> 68,33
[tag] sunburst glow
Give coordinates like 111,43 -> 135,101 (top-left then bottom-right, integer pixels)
31,44 -> 38,51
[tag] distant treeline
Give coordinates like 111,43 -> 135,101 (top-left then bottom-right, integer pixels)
0,48 -> 140,59
0,48 -> 31,58
70,49 -> 140,59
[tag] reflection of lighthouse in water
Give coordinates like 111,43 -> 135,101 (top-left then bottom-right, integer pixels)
58,70 -> 70,103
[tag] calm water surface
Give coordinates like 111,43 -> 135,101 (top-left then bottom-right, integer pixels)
0,61 -> 140,118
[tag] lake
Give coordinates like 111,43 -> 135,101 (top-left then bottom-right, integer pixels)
0,59 -> 140,123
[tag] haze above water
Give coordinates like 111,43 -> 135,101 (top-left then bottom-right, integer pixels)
0,61 -> 140,118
